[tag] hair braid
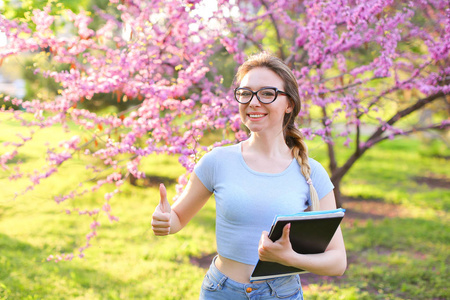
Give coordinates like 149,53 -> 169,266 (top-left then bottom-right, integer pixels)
285,124 -> 320,211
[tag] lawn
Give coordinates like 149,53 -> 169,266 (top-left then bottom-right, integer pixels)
0,116 -> 449,299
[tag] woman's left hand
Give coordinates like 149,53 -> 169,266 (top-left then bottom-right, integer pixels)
258,223 -> 294,266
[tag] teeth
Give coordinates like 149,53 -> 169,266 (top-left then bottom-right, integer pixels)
249,114 -> 264,118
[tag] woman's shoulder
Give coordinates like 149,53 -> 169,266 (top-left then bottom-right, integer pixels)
197,143 -> 240,166
307,156 -> 322,167
308,156 -> 329,173
204,143 -> 240,158
307,156 -> 333,180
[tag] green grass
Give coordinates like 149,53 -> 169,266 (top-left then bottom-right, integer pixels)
0,115 -> 449,299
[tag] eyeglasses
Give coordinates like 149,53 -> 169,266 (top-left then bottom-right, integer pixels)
234,87 -> 289,104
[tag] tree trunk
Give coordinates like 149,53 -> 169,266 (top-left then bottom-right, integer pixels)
332,180 -> 342,208
330,147 -> 367,207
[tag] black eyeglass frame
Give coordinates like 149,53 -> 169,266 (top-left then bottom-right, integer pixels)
233,87 -> 289,104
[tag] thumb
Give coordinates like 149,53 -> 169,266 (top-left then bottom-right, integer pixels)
281,223 -> 291,242
259,231 -> 269,247
159,183 -> 171,213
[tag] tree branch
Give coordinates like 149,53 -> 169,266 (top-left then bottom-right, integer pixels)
355,117 -> 361,156
365,91 -> 446,145
357,61 -> 432,117
321,106 -> 337,173
369,123 -> 450,145
331,92 -> 447,184
260,0 -> 286,60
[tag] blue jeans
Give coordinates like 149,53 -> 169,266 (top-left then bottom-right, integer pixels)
199,257 -> 303,299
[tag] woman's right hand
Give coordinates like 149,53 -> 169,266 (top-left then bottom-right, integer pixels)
151,183 -> 172,236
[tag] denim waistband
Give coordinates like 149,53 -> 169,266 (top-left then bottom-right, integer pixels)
208,256 -> 300,293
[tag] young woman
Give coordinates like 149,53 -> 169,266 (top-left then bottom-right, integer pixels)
152,52 -> 346,299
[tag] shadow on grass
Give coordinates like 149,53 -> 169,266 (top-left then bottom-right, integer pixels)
3,153 -> 30,165
0,233 -> 126,298
414,175 -> 450,189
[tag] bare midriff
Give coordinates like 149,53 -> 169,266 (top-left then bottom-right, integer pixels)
214,255 -> 266,284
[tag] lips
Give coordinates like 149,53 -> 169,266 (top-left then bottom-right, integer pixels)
247,112 -> 267,119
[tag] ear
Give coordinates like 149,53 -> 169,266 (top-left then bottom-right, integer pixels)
286,106 -> 293,114
285,99 -> 294,114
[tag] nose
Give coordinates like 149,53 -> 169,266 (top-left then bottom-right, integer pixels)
248,94 -> 261,107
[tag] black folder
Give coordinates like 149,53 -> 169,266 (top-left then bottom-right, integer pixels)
250,209 -> 345,281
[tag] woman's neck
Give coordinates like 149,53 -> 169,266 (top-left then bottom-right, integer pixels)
245,132 -> 291,159
241,133 -> 293,173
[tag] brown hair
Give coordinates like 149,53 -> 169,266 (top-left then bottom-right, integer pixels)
235,52 -> 320,210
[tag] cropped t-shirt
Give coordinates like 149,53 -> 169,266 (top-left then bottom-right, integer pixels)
193,142 -> 334,265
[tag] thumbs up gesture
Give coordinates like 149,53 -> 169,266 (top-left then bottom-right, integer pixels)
151,183 -> 172,236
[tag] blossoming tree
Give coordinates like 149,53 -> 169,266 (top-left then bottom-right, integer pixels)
1,0 -> 448,260
223,0 -> 449,200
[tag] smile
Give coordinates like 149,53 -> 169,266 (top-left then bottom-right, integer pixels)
248,114 -> 266,118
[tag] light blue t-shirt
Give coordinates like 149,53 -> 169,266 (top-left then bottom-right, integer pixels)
194,142 -> 334,265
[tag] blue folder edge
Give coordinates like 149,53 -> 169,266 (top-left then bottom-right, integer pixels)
273,208 -> 346,221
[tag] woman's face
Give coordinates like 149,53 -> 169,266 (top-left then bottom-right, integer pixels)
238,67 -> 292,135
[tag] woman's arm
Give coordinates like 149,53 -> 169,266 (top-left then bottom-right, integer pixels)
151,172 -> 212,235
258,191 -> 347,276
